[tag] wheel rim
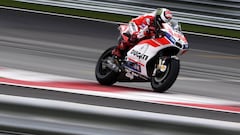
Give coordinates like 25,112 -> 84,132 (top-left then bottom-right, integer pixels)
97,51 -> 114,77
153,62 -> 170,84
99,58 -> 111,75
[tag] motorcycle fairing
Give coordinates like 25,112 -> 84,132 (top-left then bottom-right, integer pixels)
126,38 -> 175,77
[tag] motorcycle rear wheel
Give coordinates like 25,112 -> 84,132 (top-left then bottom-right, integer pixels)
151,58 -> 180,93
95,46 -> 118,85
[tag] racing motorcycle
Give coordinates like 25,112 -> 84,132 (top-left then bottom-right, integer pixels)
95,20 -> 189,93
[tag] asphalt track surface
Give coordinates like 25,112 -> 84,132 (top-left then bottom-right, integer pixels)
0,8 -> 240,122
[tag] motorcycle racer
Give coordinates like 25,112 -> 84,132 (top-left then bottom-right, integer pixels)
96,8 -> 188,92
112,8 -> 173,59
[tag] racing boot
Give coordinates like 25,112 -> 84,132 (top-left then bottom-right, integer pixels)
110,41 -> 129,72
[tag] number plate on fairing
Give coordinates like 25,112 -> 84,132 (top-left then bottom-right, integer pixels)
125,61 -> 141,72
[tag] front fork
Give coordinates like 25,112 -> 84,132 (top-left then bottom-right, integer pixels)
152,56 -> 178,76
158,58 -> 168,72
152,58 -> 166,76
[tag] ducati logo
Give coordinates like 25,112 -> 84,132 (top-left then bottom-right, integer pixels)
130,49 -> 149,61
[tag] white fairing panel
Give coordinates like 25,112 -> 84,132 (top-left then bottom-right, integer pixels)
126,42 -> 170,77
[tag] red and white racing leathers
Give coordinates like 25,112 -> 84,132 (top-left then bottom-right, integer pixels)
112,12 -> 157,58
129,13 -> 156,39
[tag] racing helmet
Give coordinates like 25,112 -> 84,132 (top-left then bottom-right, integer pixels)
155,8 -> 173,27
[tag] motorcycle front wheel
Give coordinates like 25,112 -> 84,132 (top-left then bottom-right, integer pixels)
151,58 -> 180,93
95,46 -> 118,85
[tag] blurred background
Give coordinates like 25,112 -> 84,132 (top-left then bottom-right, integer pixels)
0,0 -> 239,135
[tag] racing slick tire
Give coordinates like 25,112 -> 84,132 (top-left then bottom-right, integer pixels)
151,58 -> 180,93
95,46 -> 118,85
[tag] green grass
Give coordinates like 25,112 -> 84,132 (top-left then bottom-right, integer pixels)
0,0 -> 132,22
182,24 -> 240,39
0,0 -> 239,38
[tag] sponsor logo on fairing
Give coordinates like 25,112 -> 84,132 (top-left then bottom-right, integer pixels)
130,49 -> 149,61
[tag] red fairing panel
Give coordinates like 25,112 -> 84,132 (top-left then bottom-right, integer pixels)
138,37 -> 171,48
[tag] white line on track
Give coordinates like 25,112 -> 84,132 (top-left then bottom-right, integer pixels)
1,93 -> 240,130
0,6 -> 239,41
1,81 -> 240,114
0,67 -> 240,113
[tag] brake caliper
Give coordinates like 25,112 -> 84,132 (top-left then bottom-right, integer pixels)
157,58 -> 167,72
